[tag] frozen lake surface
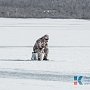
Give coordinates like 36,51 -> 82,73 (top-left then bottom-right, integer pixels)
0,18 -> 90,90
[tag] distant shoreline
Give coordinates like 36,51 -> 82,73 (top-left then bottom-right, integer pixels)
0,0 -> 90,19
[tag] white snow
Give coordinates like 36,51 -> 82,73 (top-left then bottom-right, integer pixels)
0,18 -> 90,90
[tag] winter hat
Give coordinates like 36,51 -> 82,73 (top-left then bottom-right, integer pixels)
44,34 -> 49,40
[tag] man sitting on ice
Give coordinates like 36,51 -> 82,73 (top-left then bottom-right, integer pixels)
32,35 -> 49,61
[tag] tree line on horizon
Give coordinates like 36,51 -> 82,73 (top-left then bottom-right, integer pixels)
0,0 -> 90,19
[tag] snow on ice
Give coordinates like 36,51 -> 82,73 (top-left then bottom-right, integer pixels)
0,18 -> 90,90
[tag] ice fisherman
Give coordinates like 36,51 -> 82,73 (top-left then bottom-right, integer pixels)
33,35 -> 49,61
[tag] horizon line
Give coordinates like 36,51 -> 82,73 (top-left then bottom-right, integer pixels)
0,46 -> 90,48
